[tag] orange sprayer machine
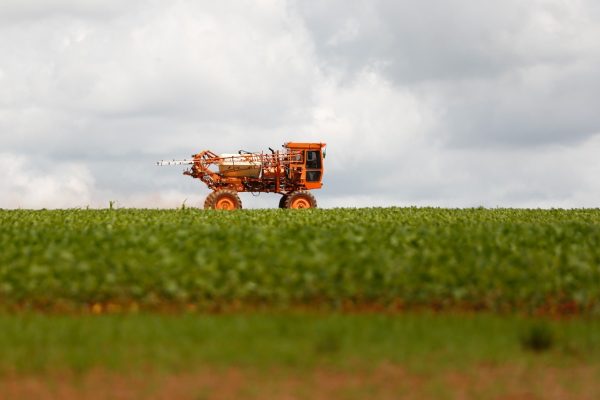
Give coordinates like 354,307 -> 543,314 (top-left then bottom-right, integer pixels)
157,142 -> 326,209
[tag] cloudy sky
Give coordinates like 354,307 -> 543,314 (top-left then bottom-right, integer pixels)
1,0 -> 599,209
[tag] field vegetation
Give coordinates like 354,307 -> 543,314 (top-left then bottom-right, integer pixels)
1,208 -> 599,313
1,207 -> 600,399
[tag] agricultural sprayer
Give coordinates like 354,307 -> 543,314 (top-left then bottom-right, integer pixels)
157,142 -> 326,209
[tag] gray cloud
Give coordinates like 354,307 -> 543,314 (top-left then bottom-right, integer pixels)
295,1 -> 557,81
295,0 -> 600,148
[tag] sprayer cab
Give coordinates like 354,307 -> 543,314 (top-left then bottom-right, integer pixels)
282,142 -> 326,190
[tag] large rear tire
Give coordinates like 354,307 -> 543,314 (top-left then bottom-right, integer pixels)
284,191 -> 317,209
204,190 -> 243,210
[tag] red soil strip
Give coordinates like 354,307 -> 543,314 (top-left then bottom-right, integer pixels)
0,363 -> 598,400
1,298 -> 591,318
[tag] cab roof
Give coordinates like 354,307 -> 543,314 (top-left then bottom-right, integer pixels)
283,142 -> 326,150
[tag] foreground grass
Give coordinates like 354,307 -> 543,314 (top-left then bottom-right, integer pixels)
1,207 -> 600,313
0,313 -> 599,374
2,313 -> 600,399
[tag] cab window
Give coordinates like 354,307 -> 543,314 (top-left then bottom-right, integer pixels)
306,151 -> 321,169
306,171 -> 322,182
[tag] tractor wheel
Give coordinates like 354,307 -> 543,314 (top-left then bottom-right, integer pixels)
204,189 -> 243,210
278,195 -> 288,209
284,191 -> 317,209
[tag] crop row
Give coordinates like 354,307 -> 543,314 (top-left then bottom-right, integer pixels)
1,208 -> 599,313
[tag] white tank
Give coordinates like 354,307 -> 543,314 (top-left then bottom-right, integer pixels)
218,153 -> 262,178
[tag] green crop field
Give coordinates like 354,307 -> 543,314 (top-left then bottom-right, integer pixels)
1,207 -> 600,313
2,207 -> 600,399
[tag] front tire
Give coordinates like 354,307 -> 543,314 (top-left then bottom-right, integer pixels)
204,190 -> 243,210
284,191 -> 317,209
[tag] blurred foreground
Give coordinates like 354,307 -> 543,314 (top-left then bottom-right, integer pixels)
0,313 -> 598,399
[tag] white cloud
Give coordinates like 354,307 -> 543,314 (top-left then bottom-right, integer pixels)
0,153 -> 94,208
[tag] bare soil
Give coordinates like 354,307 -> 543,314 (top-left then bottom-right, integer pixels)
0,363 -> 598,400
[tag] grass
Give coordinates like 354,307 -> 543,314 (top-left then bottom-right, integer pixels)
0,313 -> 598,374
